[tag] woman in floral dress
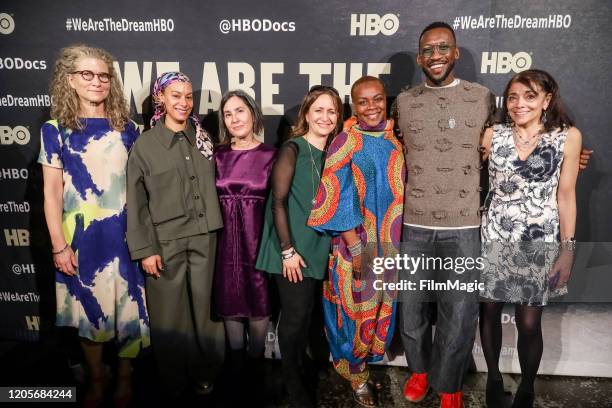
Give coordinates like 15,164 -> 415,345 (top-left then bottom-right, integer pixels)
479,69 -> 581,408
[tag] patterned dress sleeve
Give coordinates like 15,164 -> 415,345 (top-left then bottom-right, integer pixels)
38,120 -> 63,168
307,130 -> 362,234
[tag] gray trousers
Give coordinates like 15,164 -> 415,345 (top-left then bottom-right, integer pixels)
145,232 -> 225,396
399,225 -> 479,393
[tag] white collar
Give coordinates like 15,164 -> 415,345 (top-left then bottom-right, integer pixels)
425,78 -> 460,89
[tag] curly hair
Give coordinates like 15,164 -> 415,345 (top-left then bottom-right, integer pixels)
49,44 -> 130,131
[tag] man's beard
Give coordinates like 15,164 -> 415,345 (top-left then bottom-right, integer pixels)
422,61 -> 455,86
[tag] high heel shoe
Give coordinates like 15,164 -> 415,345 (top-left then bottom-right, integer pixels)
511,388 -> 534,408
486,377 -> 506,408
83,373 -> 110,408
353,382 -> 376,408
113,372 -> 133,408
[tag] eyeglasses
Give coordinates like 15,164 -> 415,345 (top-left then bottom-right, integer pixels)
419,43 -> 455,58
71,70 -> 112,83
309,85 -> 340,96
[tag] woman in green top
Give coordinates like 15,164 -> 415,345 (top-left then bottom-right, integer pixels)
256,86 -> 342,407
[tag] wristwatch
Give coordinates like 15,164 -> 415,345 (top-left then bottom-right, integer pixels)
561,237 -> 576,251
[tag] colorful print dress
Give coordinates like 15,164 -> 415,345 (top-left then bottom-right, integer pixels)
307,118 -> 405,385
481,123 -> 568,306
38,118 -> 150,357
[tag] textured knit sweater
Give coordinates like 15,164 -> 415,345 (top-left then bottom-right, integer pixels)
396,79 -> 495,227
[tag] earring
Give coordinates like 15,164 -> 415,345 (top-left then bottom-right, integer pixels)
541,110 -> 547,124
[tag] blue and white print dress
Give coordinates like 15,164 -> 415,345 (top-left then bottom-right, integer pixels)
480,123 -> 568,306
38,118 -> 150,357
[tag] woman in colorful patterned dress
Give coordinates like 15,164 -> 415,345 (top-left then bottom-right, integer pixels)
307,76 -> 405,407
479,69 -> 581,408
213,90 -> 276,378
39,45 -> 149,408
256,86 -> 342,407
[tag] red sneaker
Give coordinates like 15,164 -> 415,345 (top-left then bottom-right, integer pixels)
403,372 -> 429,402
440,391 -> 464,408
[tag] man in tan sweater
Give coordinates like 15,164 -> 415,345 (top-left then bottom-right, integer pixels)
395,22 -> 494,408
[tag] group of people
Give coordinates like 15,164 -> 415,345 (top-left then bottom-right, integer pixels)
39,21 -> 587,408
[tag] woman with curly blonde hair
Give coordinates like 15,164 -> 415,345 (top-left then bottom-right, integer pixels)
39,44 -> 149,408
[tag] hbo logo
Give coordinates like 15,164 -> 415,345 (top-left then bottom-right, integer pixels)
350,13 -> 399,36
0,126 -> 30,145
481,52 -> 532,74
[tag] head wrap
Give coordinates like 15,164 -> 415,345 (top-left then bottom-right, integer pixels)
151,71 -> 213,159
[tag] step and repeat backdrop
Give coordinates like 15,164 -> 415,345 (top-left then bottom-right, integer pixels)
1,0 -> 611,376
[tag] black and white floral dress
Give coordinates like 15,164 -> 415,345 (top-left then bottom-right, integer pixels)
480,123 -> 567,305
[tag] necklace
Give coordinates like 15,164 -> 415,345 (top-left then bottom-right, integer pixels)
232,138 -> 258,150
304,136 -> 322,205
428,83 -> 458,130
512,126 -> 542,152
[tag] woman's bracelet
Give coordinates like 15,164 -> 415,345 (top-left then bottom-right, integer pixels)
561,237 -> 576,252
281,248 -> 296,260
52,243 -> 69,255
347,241 -> 362,257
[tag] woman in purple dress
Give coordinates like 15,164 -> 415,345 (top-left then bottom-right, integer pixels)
213,90 -> 276,378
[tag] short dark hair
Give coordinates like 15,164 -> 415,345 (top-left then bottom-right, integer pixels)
218,89 -> 265,144
350,75 -> 385,101
419,21 -> 456,46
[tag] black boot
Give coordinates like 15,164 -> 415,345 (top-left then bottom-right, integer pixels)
511,388 -> 534,408
486,377 -> 507,408
246,354 -> 266,407
228,348 -> 245,378
283,369 -> 313,408
226,349 -> 245,404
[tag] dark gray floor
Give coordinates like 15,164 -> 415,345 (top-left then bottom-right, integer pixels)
2,339 -> 611,407
311,365 -> 612,408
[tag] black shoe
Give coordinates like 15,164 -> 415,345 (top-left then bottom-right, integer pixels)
284,375 -> 314,408
486,377 -> 506,408
246,354 -> 266,407
511,388 -> 534,408
229,348 -> 246,376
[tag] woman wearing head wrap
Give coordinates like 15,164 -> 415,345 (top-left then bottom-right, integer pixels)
307,76 -> 405,407
39,44 -> 149,408
126,72 -> 224,400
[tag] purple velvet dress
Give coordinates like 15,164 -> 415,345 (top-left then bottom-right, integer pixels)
214,143 -> 276,318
